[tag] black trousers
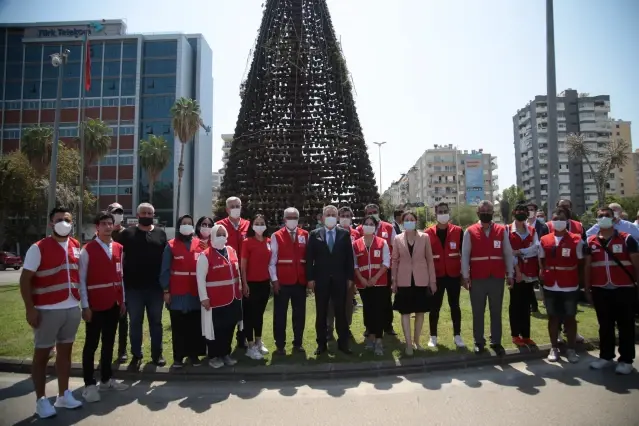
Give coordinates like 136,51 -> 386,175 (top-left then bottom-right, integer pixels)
117,311 -> 128,356
207,322 -> 235,358
360,286 -> 389,338
82,304 -> 120,386
244,281 -> 271,342
315,278 -> 349,348
529,283 -> 539,312
429,276 -> 462,336
509,281 -> 535,339
169,310 -> 205,363
273,284 -> 306,349
592,287 -> 636,364
385,269 -> 394,330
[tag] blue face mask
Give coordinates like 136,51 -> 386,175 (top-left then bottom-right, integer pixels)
537,218 -> 545,224
597,217 -> 613,229
403,221 -> 416,231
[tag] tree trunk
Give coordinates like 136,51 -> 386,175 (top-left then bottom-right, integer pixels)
175,142 -> 186,225
148,178 -> 155,204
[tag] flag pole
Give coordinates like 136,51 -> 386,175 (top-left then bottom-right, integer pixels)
77,26 -> 88,240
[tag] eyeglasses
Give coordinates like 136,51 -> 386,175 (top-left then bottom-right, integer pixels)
200,223 -> 212,228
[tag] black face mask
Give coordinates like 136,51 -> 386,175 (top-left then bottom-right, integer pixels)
138,217 -> 153,226
478,213 -> 493,224
514,213 -> 527,222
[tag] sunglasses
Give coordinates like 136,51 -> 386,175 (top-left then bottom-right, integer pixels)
200,223 -> 212,228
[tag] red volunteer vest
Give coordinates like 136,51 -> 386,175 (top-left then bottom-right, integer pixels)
508,224 -> 539,280
84,240 -> 124,311
356,221 -> 394,254
347,227 -> 360,243
32,237 -> 80,307
587,232 -> 635,288
216,217 -> 250,254
547,219 -> 583,236
468,223 -> 506,280
204,246 -> 242,308
168,237 -> 204,296
353,236 -> 388,289
540,232 -> 581,288
425,223 -> 462,278
274,227 -> 308,285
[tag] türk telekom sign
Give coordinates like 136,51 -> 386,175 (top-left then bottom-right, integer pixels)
24,22 -> 125,39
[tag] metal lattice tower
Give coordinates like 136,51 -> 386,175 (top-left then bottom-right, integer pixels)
216,0 -> 378,225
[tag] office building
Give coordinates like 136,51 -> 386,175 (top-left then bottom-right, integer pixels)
0,20 -> 213,229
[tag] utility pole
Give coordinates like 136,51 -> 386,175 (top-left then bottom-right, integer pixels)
546,0 -> 559,218
373,141 -> 387,194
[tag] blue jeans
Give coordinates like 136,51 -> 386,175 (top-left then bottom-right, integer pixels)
127,287 -> 164,359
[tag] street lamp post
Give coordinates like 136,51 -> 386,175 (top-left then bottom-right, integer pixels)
47,49 -> 70,235
373,141 -> 387,193
546,0 -> 559,218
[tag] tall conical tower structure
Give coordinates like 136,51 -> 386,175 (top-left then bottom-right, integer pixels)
217,0 -> 378,225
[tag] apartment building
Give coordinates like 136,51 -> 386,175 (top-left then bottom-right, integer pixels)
611,120 -> 635,197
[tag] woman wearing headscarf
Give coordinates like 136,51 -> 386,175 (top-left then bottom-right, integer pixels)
160,214 -> 206,368
196,224 -> 243,368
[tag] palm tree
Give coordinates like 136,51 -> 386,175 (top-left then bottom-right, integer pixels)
80,118 -> 112,167
139,135 -> 171,204
170,97 -> 205,219
21,125 -> 53,175
566,131 -> 630,206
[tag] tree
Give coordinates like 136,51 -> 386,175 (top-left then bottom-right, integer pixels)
566,132 -> 630,206
80,118 -> 112,168
170,97 -> 204,220
21,125 -> 53,175
500,185 -> 525,223
139,135 -> 171,204
216,0 -> 378,225
450,205 -> 478,227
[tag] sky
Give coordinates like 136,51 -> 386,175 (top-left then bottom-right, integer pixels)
1,0 -> 637,194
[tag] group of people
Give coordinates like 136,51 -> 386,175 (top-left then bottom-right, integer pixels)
19,195 -> 638,419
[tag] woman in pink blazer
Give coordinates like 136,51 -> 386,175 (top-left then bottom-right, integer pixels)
391,211 -> 437,355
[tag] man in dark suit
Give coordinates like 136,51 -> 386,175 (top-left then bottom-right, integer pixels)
306,205 -> 355,355
393,209 -> 404,235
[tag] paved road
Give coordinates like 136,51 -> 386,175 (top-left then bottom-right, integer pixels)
1,347 -> 637,425
0,269 -> 20,285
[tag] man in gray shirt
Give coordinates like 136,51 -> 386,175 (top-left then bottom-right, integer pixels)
461,200 -> 514,356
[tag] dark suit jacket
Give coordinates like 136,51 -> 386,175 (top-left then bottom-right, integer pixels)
533,219 -> 549,239
393,221 -> 402,235
306,227 -> 354,285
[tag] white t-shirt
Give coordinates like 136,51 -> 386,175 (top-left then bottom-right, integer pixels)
24,240 -> 80,310
538,235 -> 584,292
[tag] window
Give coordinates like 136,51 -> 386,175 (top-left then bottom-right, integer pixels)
122,43 -> 138,59
5,81 -> 21,100
24,45 -> 42,62
98,180 -> 117,186
41,100 -> 55,109
99,186 -> 116,195
141,96 -> 174,119
620,168 -> 623,172
143,41 -> 177,58
120,126 -> 135,135
62,79 -> 80,98
104,43 -> 122,60
24,64 -> 41,80
616,132 -> 620,136
143,59 -> 176,75
121,97 -> 135,106
103,61 -> 121,77
23,81 -> 40,99
102,79 -> 119,96
121,78 -> 136,96
118,187 -> 133,195
121,60 -> 136,76
87,79 -> 102,97
99,156 -> 118,166
85,98 -> 100,107
23,101 -> 39,110
42,63 -> 59,79
103,98 -> 119,107
119,156 -> 134,165
621,190 -> 625,195
616,124 -> 620,128
63,61 -> 81,78
90,42 -> 103,60
59,128 -> 78,137
142,76 -> 176,94
118,150 -> 134,156
3,129 -> 20,139
61,99 -> 79,108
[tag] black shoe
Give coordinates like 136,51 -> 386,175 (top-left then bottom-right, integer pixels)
172,360 -> 184,369
385,327 -> 398,336
473,344 -> 485,355
292,346 -> 305,353
314,346 -> 328,356
338,346 -> 353,355
129,356 -> 142,370
236,340 -> 248,350
490,344 -> 506,356
274,348 -> 286,355
117,353 -> 128,363
152,356 -> 166,367
189,356 -> 202,366
326,333 -> 335,342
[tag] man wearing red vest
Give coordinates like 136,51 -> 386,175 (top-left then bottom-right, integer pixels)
356,203 -> 398,336
268,207 -> 309,354
425,202 -> 465,349
19,207 -> 83,418
539,208 -> 584,364
584,207 -> 639,375
79,212 -> 129,403
461,200 -> 514,356
106,202 -> 129,363
508,204 -> 540,347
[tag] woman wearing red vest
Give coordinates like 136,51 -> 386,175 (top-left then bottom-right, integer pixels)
160,215 -> 206,368
195,216 -> 215,250
79,212 -> 129,403
354,215 -> 390,355
240,213 -> 272,360
196,224 -> 243,368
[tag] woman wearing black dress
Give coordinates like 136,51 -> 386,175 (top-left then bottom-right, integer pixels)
391,212 -> 437,355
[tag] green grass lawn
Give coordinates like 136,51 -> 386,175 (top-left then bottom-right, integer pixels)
0,284 -> 599,366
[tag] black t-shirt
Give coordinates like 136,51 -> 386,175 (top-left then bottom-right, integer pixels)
436,227 -> 463,251
118,226 -> 167,289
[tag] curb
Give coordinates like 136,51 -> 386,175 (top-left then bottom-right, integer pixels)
0,341 -> 599,382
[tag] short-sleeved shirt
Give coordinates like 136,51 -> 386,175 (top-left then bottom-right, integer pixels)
241,237 -> 271,282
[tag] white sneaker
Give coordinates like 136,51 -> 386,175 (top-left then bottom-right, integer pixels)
99,379 -> 129,391
209,357 -> 224,369
54,389 -> 82,409
453,335 -> 466,348
590,358 -> 613,370
256,340 -> 269,354
246,346 -> 264,360
615,362 -> 633,375
427,336 -> 437,347
82,385 -> 101,403
35,397 -> 57,418
547,347 -> 560,362
566,349 -> 579,364
223,355 -> 238,366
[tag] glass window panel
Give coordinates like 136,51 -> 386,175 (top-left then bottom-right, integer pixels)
62,79 -> 80,98
7,35 -> 24,60
104,43 -> 121,60
43,45 -> 62,59
142,76 -> 176,94
102,78 -> 119,96
121,60 -> 136,76
100,187 -> 116,195
119,156 -> 133,165
63,61 -> 81,78
90,61 -> 102,77
23,81 -> 40,99
118,187 -> 134,195
24,64 -> 41,80
103,61 -> 121,77
143,41 -> 177,58
89,42 -> 103,60
122,43 -> 137,59
87,79 -> 101,97
42,63 -> 59,79
5,62 -> 22,80
141,96 -> 174,119
121,77 -> 136,96
24,45 -> 42,62
5,81 -> 22,100
142,59 -> 176,75
41,100 -> 55,109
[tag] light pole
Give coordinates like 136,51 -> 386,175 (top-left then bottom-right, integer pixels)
47,49 -> 70,235
373,141 -> 387,193
546,0 -> 559,218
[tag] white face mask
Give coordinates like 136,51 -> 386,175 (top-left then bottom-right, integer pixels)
324,216 -> 337,228
403,221 -> 416,231
339,218 -> 351,228
253,225 -> 266,235
229,208 -> 241,219
437,214 -> 449,224
597,217 -> 614,229
613,211 -> 620,219
113,214 -> 123,225
199,227 -> 212,238
362,225 -> 376,235
285,219 -> 298,230
179,224 -> 194,236
528,211 -> 536,219
53,221 -> 72,237
213,236 -> 227,249
551,220 -> 567,232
